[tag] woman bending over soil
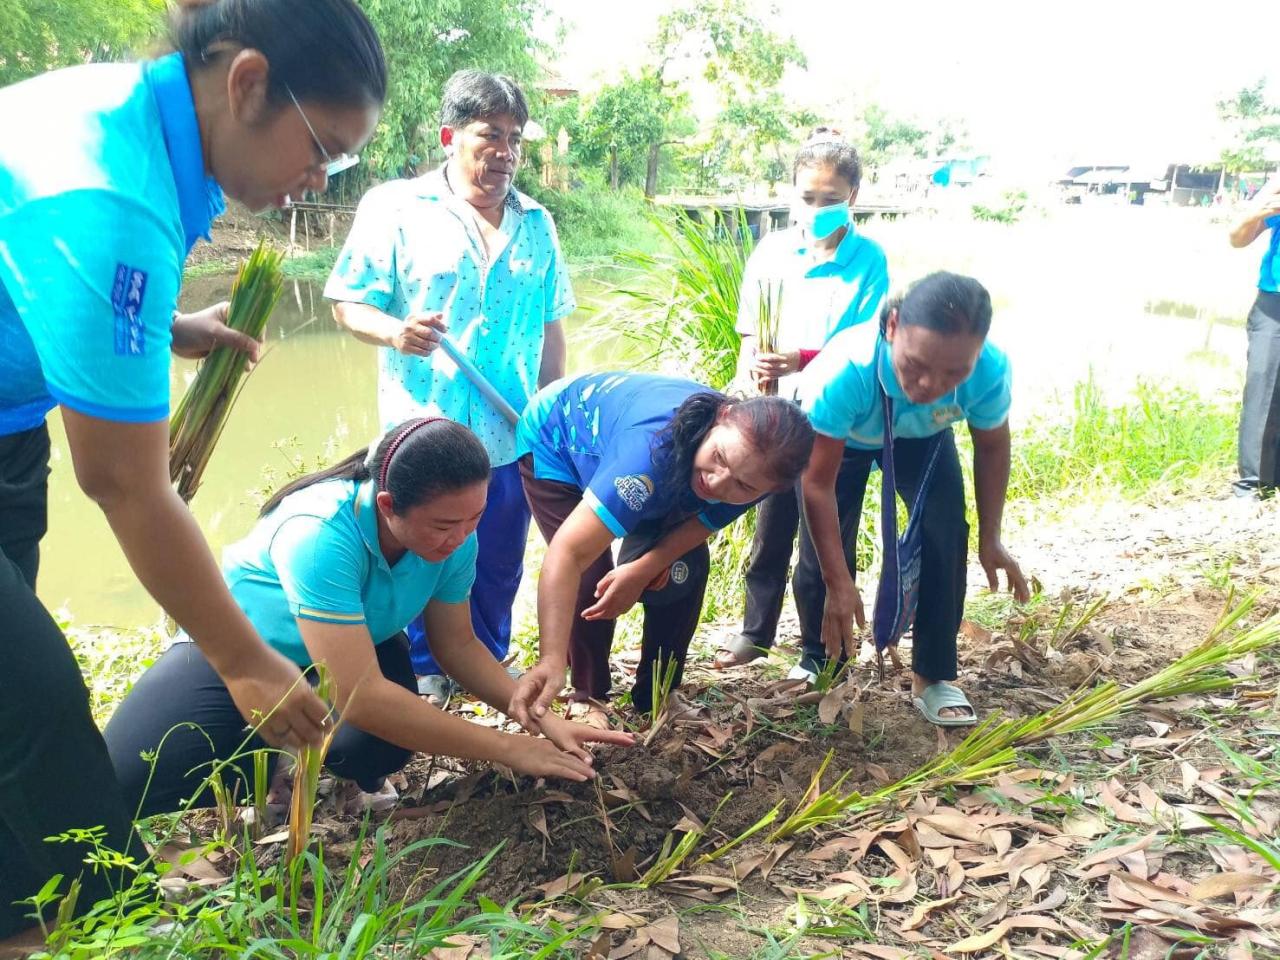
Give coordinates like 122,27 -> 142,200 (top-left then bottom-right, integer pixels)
106,419 -> 633,818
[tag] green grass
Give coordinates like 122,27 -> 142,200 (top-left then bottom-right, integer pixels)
1007,375 -> 1237,501
26,826 -> 598,958
527,178 -> 666,263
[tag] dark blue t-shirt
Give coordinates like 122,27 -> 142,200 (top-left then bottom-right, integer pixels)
516,372 -> 750,536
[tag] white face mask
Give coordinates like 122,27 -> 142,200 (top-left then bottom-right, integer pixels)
791,194 -> 853,240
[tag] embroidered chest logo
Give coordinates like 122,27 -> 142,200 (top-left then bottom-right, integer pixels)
931,404 -> 963,425
614,473 -> 654,512
111,263 -> 148,356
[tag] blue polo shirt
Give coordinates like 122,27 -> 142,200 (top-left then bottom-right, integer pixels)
324,167 -> 576,465
222,478 -> 477,667
516,372 -> 750,537
0,53 -> 224,436
736,225 -> 888,394
800,323 -> 1012,450
1260,215 -> 1280,293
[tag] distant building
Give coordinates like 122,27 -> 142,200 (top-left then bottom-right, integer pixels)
1057,163 -> 1228,205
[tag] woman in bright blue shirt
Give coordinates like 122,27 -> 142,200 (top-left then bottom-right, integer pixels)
509,372 -> 815,735
719,128 -> 889,669
1228,176 -> 1280,498
105,419 -> 633,818
797,272 -> 1030,726
0,0 -> 384,939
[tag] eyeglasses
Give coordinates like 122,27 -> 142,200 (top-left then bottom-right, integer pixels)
286,86 -> 359,177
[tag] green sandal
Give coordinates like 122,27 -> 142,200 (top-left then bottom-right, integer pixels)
912,683 -> 977,727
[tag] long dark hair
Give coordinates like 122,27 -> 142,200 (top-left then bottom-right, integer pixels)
879,271 -> 993,338
260,419 -> 490,517
173,0 -> 387,109
654,392 -> 815,493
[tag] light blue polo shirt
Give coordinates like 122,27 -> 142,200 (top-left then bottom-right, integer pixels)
0,53 -> 225,435
324,167 -> 576,465
1260,215 -> 1280,293
800,323 -> 1012,450
222,478 -> 477,667
736,225 -> 889,368
517,372 -> 750,537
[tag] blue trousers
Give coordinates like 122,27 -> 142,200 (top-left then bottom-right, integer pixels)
408,460 -> 530,676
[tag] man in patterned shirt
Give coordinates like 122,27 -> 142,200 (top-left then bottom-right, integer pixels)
326,70 -> 574,700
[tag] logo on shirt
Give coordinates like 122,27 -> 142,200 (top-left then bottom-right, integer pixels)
931,404 -> 963,426
670,561 -> 689,585
614,473 -> 654,512
111,264 -> 148,356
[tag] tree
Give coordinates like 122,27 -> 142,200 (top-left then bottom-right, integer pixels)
855,103 -> 930,172
713,91 -> 818,194
637,0 -> 806,197
1216,79 -> 1280,190
0,0 -> 165,87
355,0 -> 546,180
578,72 -> 672,191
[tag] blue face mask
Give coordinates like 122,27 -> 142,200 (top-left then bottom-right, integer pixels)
791,195 -> 852,240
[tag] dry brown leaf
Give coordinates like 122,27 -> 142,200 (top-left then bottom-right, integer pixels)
974,897 -> 1008,928
1059,814 -> 1111,839
428,936 -> 478,960
950,920 -> 1012,953
846,701 -> 865,735
898,825 -> 923,861
818,688 -> 844,725
920,811 -> 986,844
944,858 -> 966,896
925,846 -> 953,869
852,947 -> 913,960
645,916 -> 680,954
609,934 -> 646,960
1077,832 -> 1157,870
585,932 -> 611,960
866,762 -> 893,785
1021,885 -> 1068,913
985,828 -> 1014,856
877,839 -> 915,873
610,846 -> 639,883
1022,861 -> 1052,898
528,805 -> 550,846
902,895 -> 960,931
536,872 -> 590,898
876,870 -> 919,905
533,790 -> 575,805
1100,783 -> 1145,824
597,912 -> 646,930
1191,872 -> 1271,901
1180,762 -> 1201,793
662,873 -> 738,893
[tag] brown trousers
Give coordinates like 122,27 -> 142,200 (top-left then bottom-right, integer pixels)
518,456 -> 708,707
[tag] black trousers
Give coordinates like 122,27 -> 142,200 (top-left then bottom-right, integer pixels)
738,487 -> 801,651
0,425 -> 138,938
105,634 -> 418,819
518,456 -> 710,711
793,430 -> 968,680
1239,291 -> 1280,488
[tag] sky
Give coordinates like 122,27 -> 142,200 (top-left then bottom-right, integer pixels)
537,0 -> 1280,177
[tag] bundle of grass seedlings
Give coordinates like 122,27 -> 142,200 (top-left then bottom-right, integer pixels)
756,280 -> 783,397
169,242 -> 284,502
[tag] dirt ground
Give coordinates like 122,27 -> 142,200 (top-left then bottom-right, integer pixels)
226,490 -> 1280,958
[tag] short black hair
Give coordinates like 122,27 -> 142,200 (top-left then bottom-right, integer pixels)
174,0 -> 387,108
793,126 -> 862,189
440,69 -> 529,129
880,271 -> 993,338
